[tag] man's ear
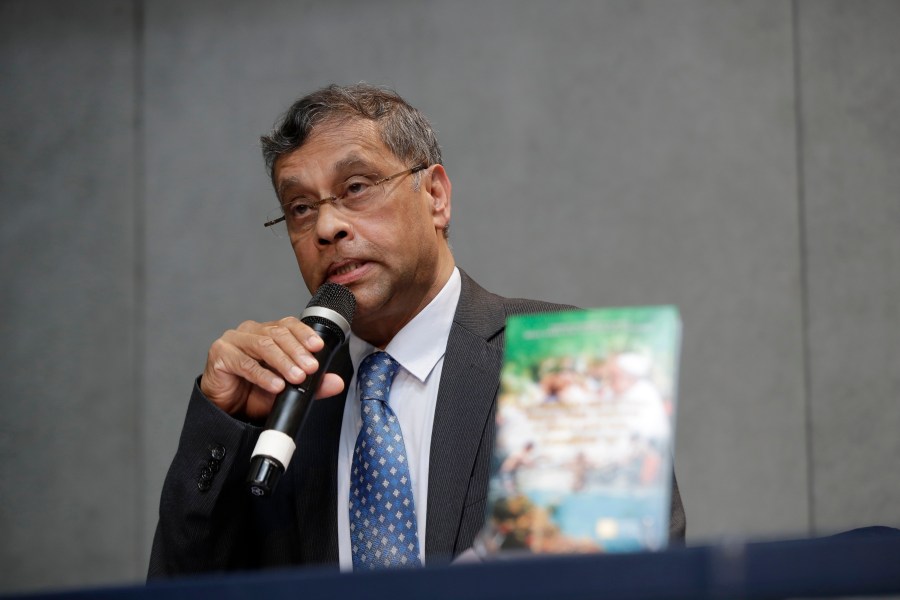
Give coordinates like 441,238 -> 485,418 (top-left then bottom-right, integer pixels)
427,164 -> 452,231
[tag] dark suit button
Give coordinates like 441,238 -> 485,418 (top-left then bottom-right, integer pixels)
210,444 -> 226,461
208,458 -> 220,473
199,467 -> 213,481
198,479 -> 212,492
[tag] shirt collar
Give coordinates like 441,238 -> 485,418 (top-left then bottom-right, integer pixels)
348,267 -> 461,382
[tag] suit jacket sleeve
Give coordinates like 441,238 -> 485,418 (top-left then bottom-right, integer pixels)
147,379 -> 263,578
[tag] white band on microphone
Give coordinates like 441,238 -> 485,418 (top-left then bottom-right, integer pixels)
251,430 -> 297,469
300,306 -> 351,336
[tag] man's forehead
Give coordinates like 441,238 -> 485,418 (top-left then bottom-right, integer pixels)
274,119 -> 392,179
308,116 -> 380,146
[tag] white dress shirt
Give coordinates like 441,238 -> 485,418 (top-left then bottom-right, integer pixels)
336,267 -> 462,570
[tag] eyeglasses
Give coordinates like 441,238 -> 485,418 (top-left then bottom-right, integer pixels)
264,164 -> 428,236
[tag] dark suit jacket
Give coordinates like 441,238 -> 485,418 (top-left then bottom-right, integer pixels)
148,270 -> 686,577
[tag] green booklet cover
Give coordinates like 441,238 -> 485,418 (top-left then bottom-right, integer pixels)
479,306 -> 681,555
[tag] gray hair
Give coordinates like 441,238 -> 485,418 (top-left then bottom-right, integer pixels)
260,83 -> 443,183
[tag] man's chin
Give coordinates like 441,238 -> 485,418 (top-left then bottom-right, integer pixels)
346,297 -> 393,336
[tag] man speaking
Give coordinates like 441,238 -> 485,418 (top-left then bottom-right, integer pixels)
148,83 -> 685,576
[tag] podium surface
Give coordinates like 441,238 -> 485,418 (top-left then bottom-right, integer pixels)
11,530 -> 900,599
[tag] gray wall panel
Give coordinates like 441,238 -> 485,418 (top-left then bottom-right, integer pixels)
798,0 -> 900,534
0,1 -> 139,592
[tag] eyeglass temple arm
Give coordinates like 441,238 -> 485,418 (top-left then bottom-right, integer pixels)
264,215 -> 286,228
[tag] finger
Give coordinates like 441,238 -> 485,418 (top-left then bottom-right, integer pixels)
315,373 -> 346,400
244,387 -> 278,421
235,319 -> 263,333
212,340 -> 286,394
224,330 -> 310,386
244,371 -> 344,421
275,316 -> 325,352
264,324 -> 322,379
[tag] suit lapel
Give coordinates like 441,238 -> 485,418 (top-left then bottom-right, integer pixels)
425,271 -> 506,559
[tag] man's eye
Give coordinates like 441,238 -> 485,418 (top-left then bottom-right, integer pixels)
343,178 -> 373,198
286,201 -> 314,217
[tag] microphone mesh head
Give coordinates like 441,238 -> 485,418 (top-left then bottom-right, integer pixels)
306,283 -> 356,325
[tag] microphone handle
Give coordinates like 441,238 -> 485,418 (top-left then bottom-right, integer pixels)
264,320 -> 339,433
247,319 -> 346,496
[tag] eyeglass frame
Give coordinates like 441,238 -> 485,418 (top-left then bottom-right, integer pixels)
263,163 -> 429,230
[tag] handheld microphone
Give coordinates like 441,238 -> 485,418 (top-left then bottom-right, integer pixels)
247,283 -> 356,497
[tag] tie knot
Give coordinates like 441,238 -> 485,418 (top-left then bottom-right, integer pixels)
357,351 -> 400,403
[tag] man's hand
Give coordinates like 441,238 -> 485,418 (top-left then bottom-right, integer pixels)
200,317 -> 346,420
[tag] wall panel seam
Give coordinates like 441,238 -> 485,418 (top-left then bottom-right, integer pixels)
791,0 -> 815,536
132,0 -> 147,577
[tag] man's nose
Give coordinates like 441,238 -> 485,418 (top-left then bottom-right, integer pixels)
314,203 -> 352,245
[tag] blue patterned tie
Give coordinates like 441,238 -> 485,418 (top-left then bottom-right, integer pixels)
349,352 -> 422,569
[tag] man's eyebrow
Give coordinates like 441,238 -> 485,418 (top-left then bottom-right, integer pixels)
275,155 -> 378,197
276,176 -> 305,199
332,155 -> 376,175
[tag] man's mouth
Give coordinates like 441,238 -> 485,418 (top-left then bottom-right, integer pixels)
331,261 -> 361,277
326,260 -> 370,284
